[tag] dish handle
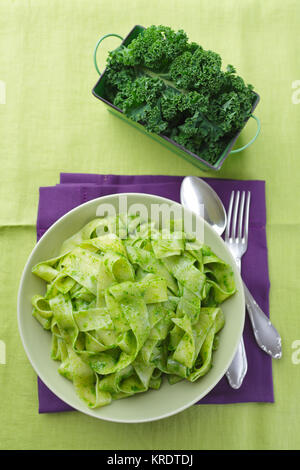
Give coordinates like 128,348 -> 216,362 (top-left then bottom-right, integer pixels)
94,33 -> 124,76
230,115 -> 261,154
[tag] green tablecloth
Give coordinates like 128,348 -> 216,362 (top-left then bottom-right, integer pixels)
0,0 -> 299,450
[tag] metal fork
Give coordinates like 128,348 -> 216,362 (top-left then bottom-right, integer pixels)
225,191 -> 249,389
225,191 -> 282,389
229,190 -> 281,356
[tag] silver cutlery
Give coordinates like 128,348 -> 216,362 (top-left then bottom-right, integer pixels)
180,176 -> 282,387
225,190 -> 281,360
180,176 -> 282,358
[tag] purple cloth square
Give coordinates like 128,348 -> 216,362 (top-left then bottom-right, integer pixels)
36,174 -> 273,413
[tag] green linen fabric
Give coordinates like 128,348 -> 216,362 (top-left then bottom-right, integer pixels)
0,0 -> 299,450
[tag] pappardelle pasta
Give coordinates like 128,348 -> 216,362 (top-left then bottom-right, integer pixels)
31,215 -> 236,409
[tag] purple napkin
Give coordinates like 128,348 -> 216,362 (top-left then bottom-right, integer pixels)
36,174 -> 273,413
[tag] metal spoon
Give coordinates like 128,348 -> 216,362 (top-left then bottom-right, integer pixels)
180,176 -> 282,361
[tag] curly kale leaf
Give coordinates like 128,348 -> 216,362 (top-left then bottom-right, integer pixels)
113,75 -> 168,134
167,46 -> 224,96
109,25 -> 189,71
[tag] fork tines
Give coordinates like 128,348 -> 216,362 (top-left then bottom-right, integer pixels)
226,191 -> 251,241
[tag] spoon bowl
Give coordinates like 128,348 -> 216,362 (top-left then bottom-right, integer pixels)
180,176 -> 227,236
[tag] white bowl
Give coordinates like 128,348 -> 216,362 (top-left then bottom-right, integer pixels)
18,193 -> 245,423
